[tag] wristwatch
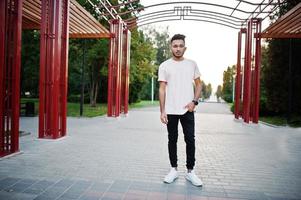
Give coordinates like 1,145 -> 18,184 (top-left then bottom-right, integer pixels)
192,99 -> 198,106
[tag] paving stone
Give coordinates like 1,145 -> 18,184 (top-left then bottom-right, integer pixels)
0,177 -> 21,190
0,103 -> 299,199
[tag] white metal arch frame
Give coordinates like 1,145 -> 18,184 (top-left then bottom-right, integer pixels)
123,0 -> 283,30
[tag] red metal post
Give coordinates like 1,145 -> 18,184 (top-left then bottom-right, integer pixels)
39,0 -> 69,139
115,21 -> 123,116
51,0 -> 62,139
39,0 -> 47,138
253,19 -> 262,123
107,25 -> 114,116
120,30 -> 126,113
11,0 -> 22,152
107,19 -> 124,117
234,30 -> 242,119
108,20 -> 118,117
60,0 -> 69,136
123,29 -> 131,114
243,19 -> 253,123
0,0 -> 6,156
0,0 -> 22,157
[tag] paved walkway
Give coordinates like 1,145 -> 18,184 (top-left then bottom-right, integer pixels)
0,102 -> 301,200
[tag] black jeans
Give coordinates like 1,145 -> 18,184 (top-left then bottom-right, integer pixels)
167,111 -> 195,170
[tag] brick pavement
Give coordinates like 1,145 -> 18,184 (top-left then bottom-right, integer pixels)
0,102 -> 300,200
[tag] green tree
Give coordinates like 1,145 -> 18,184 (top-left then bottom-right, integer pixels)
215,85 -> 222,102
206,83 -> 212,99
200,81 -> 212,100
222,65 -> 235,103
21,30 -> 40,97
140,27 -> 171,100
262,0 -> 301,121
129,29 -> 157,103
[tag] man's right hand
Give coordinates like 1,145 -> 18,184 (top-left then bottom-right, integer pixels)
160,112 -> 168,124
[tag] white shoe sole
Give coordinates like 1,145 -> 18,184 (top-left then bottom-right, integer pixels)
185,175 -> 203,187
163,176 -> 178,184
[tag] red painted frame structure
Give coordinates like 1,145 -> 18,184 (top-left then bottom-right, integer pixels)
234,18 -> 261,123
107,19 -> 131,117
39,0 -> 69,139
0,0 -> 23,156
1,0 -> 114,157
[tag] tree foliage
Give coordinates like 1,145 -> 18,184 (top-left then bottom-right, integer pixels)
201,81 -> 212,100
222,65 -> 235,103
129,29 -> 157,103
21,30 -> 40,97
261,0 -> 301,120
215,85 -> 222,102
139,27 -> 171,100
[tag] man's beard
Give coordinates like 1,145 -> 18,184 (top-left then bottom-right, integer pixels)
172,52 -> 183,58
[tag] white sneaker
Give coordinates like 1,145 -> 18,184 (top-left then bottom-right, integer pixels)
185,170 -> 203,186
163,168 -> 179,183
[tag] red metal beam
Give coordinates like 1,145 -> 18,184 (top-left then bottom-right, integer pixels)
39,0 -> 69,139
107,31 -> 114,116
60,0 -> 70,136
234,30 -> 242,119
107,19 -> 126,117
0,0 -> 6,156
253,19 -> 262,123
242,19 -> 253,123
11,0 -> 23,152
115,21 -> 123,116
0,0 -> 22,157
123,29 -> 131,114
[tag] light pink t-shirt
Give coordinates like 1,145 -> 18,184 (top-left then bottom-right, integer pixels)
158,58 -> 201,115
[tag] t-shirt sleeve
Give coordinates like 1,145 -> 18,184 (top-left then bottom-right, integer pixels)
194,62 -> 201,79
158,64 -> 167,82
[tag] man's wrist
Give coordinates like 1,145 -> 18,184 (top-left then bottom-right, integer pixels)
192,99 -> 198,106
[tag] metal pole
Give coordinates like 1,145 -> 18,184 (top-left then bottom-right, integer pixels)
0,0 -> 5,155
287,38 -> 293,124
60,0 -> 69,136
243,19 -> 252,123
235,30 -> 243,119
253,19 -> 261,123
39,0 -> 47,138
115,20 -> 122,117
232,75 -> 235,103
11,0 -> 22,152
107,21 -> 114,117
80,39 -> 86,116
151,76 -> 154,104
124,30 -> 130,114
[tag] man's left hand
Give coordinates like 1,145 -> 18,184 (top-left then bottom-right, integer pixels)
184,102 -> 195,112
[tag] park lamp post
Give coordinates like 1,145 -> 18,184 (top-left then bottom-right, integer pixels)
151,61 -> 156,104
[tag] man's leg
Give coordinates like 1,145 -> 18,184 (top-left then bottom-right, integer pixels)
167,115 -> 179,168
180,111 -> 203,186
180,111 -> 195,170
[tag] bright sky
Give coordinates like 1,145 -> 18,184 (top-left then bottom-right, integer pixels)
138,0 -> 273,92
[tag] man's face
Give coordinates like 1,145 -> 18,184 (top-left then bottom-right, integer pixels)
171,39 -> 186,59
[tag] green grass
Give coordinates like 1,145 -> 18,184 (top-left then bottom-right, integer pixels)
259,116 -> 287,126
129,100 -> 159,109
67,103 -> 107,117
20,98 -> 159,117
260,115 -> 301,127
20,98 -> 107,117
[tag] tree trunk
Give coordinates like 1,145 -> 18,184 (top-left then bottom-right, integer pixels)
90,81 -> 98,107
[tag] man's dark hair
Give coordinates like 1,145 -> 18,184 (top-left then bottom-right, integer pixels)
171,34 -> 186,44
